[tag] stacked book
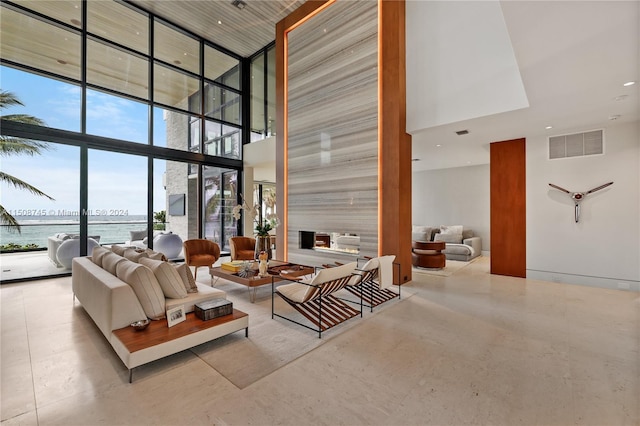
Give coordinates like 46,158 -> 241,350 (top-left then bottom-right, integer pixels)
220,260 -> 247,272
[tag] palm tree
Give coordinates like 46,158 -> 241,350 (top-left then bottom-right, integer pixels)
0,90 -> 54,233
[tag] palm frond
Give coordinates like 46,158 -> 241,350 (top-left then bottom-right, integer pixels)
0,205 -> 21,233
0,90 -> 25,109
0,171 -> 55,200
0,138 -> 51,156
1,114 -> 46,126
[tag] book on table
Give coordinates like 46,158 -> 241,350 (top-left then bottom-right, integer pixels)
221,260 -> 249,272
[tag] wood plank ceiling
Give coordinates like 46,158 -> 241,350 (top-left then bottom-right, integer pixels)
129,0 -> 306,57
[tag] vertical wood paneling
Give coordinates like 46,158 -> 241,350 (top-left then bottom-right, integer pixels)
380,0 -> 411,283
490,138 -> 526,277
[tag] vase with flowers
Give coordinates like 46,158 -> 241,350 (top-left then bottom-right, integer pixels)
232,194 -> 279,260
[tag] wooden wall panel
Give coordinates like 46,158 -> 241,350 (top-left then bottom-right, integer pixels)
490,138 -> 526,277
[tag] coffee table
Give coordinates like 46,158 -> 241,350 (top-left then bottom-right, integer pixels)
210,260 -> 315,302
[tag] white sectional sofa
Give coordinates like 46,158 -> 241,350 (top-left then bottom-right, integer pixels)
72,246 -> 248,382
412,225 -> 482,262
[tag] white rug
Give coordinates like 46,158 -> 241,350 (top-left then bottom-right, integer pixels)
412,258 -> 478,277
188,275 -> 407,388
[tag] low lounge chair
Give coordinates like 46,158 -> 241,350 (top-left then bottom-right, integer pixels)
343,255 -> 399,312
272,262 -> 361,338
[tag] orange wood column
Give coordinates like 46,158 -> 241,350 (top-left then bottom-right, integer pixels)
379,0 -> 412,284
490,138 -> 526,277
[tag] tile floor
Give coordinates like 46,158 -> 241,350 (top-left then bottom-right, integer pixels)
1,257 -> 638,425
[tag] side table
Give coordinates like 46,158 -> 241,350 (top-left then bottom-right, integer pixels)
411,241 -> 446,269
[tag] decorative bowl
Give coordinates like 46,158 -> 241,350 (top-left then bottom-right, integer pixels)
130,319 -> 150,331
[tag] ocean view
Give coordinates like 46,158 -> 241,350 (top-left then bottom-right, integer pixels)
1,215 -> 150,248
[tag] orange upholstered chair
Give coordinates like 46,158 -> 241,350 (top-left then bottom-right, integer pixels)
229,236 -> 256,261
183,239 -> 221,280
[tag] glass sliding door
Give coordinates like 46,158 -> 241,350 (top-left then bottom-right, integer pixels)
0,143 -> 80,281
203,166 -> 238,252
87,150 -> 147,247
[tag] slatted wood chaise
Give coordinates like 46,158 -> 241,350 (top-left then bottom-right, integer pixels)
271,262 -> 361,338
344,255 -> 399,312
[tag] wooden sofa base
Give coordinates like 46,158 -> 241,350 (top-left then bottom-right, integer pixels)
111,309 -> 248,382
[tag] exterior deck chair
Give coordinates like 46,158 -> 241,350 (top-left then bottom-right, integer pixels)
344,255 -> 399,312
272,262 -> 361,338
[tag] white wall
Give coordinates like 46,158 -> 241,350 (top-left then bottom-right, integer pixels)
412,164 -> 490,252
526,121 -> 640,291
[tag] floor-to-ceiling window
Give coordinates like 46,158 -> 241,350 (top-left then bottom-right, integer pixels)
0,0 -> 244,282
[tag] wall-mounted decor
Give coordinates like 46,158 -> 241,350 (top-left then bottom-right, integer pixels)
548,181 -> 613,222
168,194 -> 185,216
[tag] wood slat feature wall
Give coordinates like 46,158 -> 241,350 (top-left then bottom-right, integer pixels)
490,138 -> 526,277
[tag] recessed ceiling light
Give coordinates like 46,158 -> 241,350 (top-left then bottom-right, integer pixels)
56,59 -> 67,65
623,81 -> 636,87
218,20 -> 222,25
545,126 -> 553,130
70,19 -> 81,26
456,130 -> 469,135
173,60 -> 182,65
436,144 -> 442,147
231,0 -> 246,10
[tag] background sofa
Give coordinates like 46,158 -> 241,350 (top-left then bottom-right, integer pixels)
48,233 -> 101,267
412,225 -> 481,262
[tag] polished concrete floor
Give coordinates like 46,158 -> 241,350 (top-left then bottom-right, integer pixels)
1,257 -> 638,425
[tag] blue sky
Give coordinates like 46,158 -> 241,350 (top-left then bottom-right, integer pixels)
1,66 -> 167,216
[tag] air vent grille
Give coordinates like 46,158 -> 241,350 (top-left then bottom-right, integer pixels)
549,130 -> 603,160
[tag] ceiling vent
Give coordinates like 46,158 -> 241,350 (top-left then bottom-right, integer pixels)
455,130 -> 469,135
549,129 -> 603,160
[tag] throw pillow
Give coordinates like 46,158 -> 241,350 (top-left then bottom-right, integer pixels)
440,225 -> 463,235
92,246 -> 111,267
116,260 -> 166,320
123,248 -> 149,263
174,263 -> 198,293
412,226 -> 432,242
462,229 -> 474,240
144,248 -> 167,261
139,258 -> 188,299
110,245 -> 126,256
102,251 -> 127,275
434,232 -> 462,244
130,229 -> 147,241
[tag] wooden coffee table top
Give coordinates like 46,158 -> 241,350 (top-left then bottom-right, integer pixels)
210,260 -> 314,288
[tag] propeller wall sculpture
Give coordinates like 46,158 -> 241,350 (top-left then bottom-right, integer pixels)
548,182 -> 613,223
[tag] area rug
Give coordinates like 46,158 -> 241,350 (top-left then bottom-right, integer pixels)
412,258 -> 478,277
189,275 -> 409,389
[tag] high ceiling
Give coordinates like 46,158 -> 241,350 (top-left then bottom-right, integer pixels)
129,0 -> 306,57
130,0 -> 638,172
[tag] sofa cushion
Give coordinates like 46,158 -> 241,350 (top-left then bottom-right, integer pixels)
435,232 -> 463,244
116,260 -> 166,320
174,263 -> 198,293
443,243 -> 474,256
412,226 -> 432,242
92,246 -> 111,267
124,248 -> 149,263
130,229 -> 147,241
462,229 -> 474,239
139,258 -> 188,299
440,225 -> 463,235
110,245 -> 127,256
165,284 -> 226,314
144,248 -> 167,261
102,251 -> 127,275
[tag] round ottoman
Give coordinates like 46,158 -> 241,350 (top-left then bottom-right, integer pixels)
153,232 -> 183,259
56,238 -> 100,269
411,241 -> 446,269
